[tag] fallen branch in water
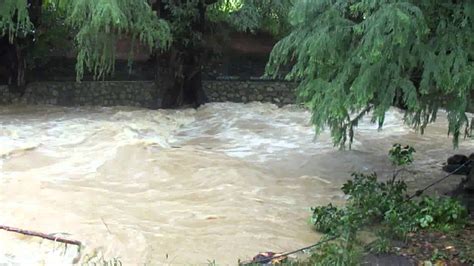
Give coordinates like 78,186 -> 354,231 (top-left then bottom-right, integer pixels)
0,225 -> 82,246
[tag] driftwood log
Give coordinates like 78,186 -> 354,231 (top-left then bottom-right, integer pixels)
0,225 -> 82,246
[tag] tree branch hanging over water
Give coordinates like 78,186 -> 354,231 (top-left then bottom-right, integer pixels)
266,0 -> 474,148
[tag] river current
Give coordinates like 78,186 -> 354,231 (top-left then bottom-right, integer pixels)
0,102 -> 472,264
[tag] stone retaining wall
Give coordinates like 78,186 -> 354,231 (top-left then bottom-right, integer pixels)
0,80 -> 298,107
0,85 -> 18,105
2,81 -> 473,113
205,80 -> 296,106
26,81 -> 159,107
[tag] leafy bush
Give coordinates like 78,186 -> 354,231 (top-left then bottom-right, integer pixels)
310,204 -> 344,235
309,144 -> 468,264
342,173 -> 407,218
312,173 -> 468,235
415,197 -> 468,230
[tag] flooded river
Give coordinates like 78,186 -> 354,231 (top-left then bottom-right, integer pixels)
0,102 -> 472,264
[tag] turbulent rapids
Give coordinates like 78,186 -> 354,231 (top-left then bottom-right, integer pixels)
0,102 -> 472,264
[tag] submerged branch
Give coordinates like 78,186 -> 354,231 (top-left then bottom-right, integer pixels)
0,225 -> 82,246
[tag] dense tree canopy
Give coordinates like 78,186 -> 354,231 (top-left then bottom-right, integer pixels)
267,0 -> 474,148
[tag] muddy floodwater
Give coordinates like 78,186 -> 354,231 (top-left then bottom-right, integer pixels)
0,102 -> 472,264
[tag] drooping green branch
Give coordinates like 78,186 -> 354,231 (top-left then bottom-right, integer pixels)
0,0 -> 34,42
1,0 -> 172,81
64,0 -> 171,80
267,0 -> 474,148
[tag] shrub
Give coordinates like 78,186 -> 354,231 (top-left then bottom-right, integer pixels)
308,144 -> 468,264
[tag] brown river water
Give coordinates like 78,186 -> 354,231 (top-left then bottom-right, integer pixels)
0,102 -> 472,265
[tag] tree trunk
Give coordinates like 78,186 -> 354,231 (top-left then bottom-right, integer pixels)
15,43 -> 27,89
0,38 -> 17,87
160,48 -> 208,108
153,0 -> 211,109
0,39 -> 27,94
0,0 -> 42,93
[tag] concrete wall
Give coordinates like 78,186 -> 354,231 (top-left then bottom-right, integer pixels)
0,80 -> 298,108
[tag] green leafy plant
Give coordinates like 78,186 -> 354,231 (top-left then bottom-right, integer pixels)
366,235 -> 391,254
266,1 -> 474,148
415,197 -> 468,230
310,204 -> 345,235
430,248 -> 448,262
389,144 -> 416,167
308,144 -> 468,265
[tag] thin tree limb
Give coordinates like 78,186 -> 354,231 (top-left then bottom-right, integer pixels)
0,225 -> 82,246
347,105 -> 373,148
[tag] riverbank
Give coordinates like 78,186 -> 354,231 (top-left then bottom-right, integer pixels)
242,199 -> 474,266
240,148 -> 474,266
393,221 -> 474,265
363,194 -> 474,266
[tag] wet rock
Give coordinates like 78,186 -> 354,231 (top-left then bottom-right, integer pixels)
442,164 -> 471,175
447,154 -> 469,165
442,153 -> 473,175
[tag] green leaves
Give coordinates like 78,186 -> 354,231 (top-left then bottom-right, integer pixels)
311,204 -> 345,235
417,214 -> 433,228
1,0 -> 172,81
310,172 -> 468,260
389,143 -> 416,167
208,0 -> 293,36
0,0 -> 34,42
307,146 -> 469,264
65,0 -> 171,80
267,0 -> 474,148
415,197 -> 468,230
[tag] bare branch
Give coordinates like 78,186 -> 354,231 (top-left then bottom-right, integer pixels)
0,225 -> 82,246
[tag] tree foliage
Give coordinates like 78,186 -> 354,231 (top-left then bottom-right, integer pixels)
267,0 -> 474,148
0,0 -> 33,42
1,0 -> 172,80
208,0 -> 293,37
60,0 -> 171,80
1,0 -> 291,81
